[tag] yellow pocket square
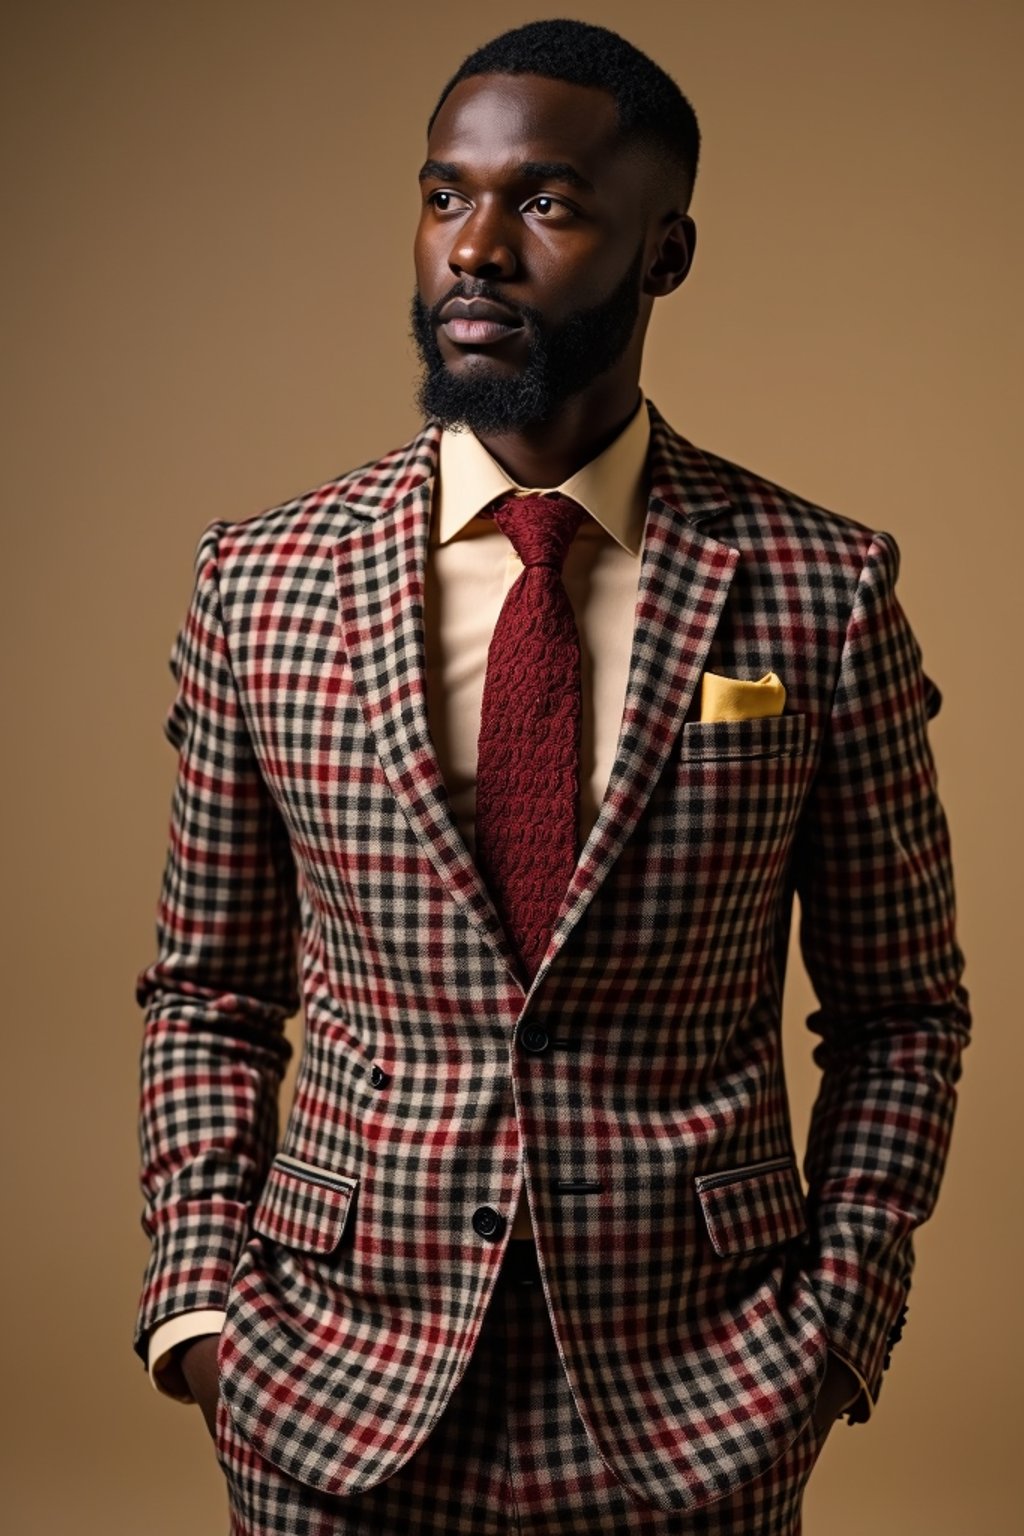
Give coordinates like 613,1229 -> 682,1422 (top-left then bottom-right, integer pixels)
700,670 -> 786,722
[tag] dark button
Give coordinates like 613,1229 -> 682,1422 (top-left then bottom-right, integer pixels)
369,1064 -> 390,1088
471,1206 -> 507,1241
519,1023 -> 550,1054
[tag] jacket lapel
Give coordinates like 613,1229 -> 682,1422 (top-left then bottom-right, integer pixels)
531,401 -> 739,992
331,424 -> 524,984
331,401 -> 739,997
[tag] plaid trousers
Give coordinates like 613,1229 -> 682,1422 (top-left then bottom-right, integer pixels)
212,1239 -> 827,1535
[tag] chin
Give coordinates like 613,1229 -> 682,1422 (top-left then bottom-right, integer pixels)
445,356 -> 521,381
440,340 -> 523,369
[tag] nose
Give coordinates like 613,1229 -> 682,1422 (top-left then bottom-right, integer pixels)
448,201 -> 518,281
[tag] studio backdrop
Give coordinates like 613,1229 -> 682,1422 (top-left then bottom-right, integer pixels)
1,2 -> 1017,1532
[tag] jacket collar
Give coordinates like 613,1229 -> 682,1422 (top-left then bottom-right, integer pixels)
339,396 -> 732,531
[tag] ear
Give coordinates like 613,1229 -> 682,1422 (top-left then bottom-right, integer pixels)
644,214 -> 696,298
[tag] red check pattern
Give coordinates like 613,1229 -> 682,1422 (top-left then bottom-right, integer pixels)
134,398 -> 970,1518
212,1241 -> 831,1535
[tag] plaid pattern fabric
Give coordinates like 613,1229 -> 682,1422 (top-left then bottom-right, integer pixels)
212,1239 -> 827,1534
693,1156 -> 811,1259
134,397 -> 970,1518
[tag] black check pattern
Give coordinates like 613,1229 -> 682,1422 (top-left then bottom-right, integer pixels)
134,397 -> 970,1517
212,1241 -> 829,1533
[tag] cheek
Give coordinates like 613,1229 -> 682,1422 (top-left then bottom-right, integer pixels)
413,228 -> 451,297
531,240 -> 627,307
411,230 -> 428,284
412,215 -> 438,265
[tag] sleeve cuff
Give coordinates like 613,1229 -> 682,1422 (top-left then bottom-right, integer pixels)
147,1310 -> 227,1403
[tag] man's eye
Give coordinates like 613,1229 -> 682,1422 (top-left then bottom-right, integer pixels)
523,195 -> 573,220
427,190 -> 467,212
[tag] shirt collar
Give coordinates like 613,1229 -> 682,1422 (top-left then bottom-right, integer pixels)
434,390 -> 650,556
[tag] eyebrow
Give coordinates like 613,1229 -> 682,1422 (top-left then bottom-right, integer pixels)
417,158 -> 595,193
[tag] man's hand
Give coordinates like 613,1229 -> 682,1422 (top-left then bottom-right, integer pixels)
179,1336 -> 221,1439
811,1351 -> 862,1442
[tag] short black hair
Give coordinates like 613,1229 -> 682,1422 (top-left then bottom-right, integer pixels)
427,19 -> 701,212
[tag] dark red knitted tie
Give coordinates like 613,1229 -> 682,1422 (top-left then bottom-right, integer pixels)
475,491 -> 588,980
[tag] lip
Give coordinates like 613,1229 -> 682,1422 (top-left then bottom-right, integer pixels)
439,297 -> 522,326
440,317 -> 524,346
437,297 -> 525,345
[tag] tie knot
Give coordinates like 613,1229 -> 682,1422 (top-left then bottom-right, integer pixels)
491,492 -> 587,572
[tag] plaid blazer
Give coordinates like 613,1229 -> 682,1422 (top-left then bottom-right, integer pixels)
133,397 -> 970,1515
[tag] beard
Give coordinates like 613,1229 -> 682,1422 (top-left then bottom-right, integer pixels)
409,238 -> 645,434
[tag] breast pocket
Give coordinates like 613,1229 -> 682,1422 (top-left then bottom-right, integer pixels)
678,711 -> 808,763
664,711 -> 810,868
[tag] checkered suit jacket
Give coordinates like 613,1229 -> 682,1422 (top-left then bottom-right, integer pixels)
133,397 -> 970,1515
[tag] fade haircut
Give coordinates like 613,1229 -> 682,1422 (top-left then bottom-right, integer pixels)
427,19 -> 701,213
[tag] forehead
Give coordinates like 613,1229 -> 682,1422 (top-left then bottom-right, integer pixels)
426,72 -> 626,180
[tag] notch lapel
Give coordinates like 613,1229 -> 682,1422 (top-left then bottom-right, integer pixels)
330,403 -> 739,1000
527,403 -> 740,995
331,430 -> 525,986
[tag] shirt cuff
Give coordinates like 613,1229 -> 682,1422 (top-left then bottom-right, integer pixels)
147,1310 -> 227,1403
827,1344 -> 877,1421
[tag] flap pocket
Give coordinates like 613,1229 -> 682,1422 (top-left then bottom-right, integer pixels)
251,1152 -> 359,1255
680,712 -> 807,762
694,1154 -> 808,1257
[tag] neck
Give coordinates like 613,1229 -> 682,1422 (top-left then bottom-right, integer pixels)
471,381 -> 643,488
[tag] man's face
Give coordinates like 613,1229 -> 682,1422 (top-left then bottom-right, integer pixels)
411,72 -> 656,433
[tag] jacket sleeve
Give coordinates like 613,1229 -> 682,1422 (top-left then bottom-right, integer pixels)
132,519 -> 300,1369
793,529 -> 971,1422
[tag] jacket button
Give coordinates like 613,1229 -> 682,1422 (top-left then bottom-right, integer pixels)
471,1206 -> 506,1241
369,1064 -> 390,1088
519,1023 -> 550,1054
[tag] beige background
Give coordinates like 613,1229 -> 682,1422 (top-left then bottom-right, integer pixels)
2,1 -> 1018,1531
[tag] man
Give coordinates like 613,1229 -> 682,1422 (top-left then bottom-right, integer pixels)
133,19 -> 971,1535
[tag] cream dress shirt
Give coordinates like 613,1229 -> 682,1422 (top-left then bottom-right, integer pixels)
147,392 -> 651,1399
